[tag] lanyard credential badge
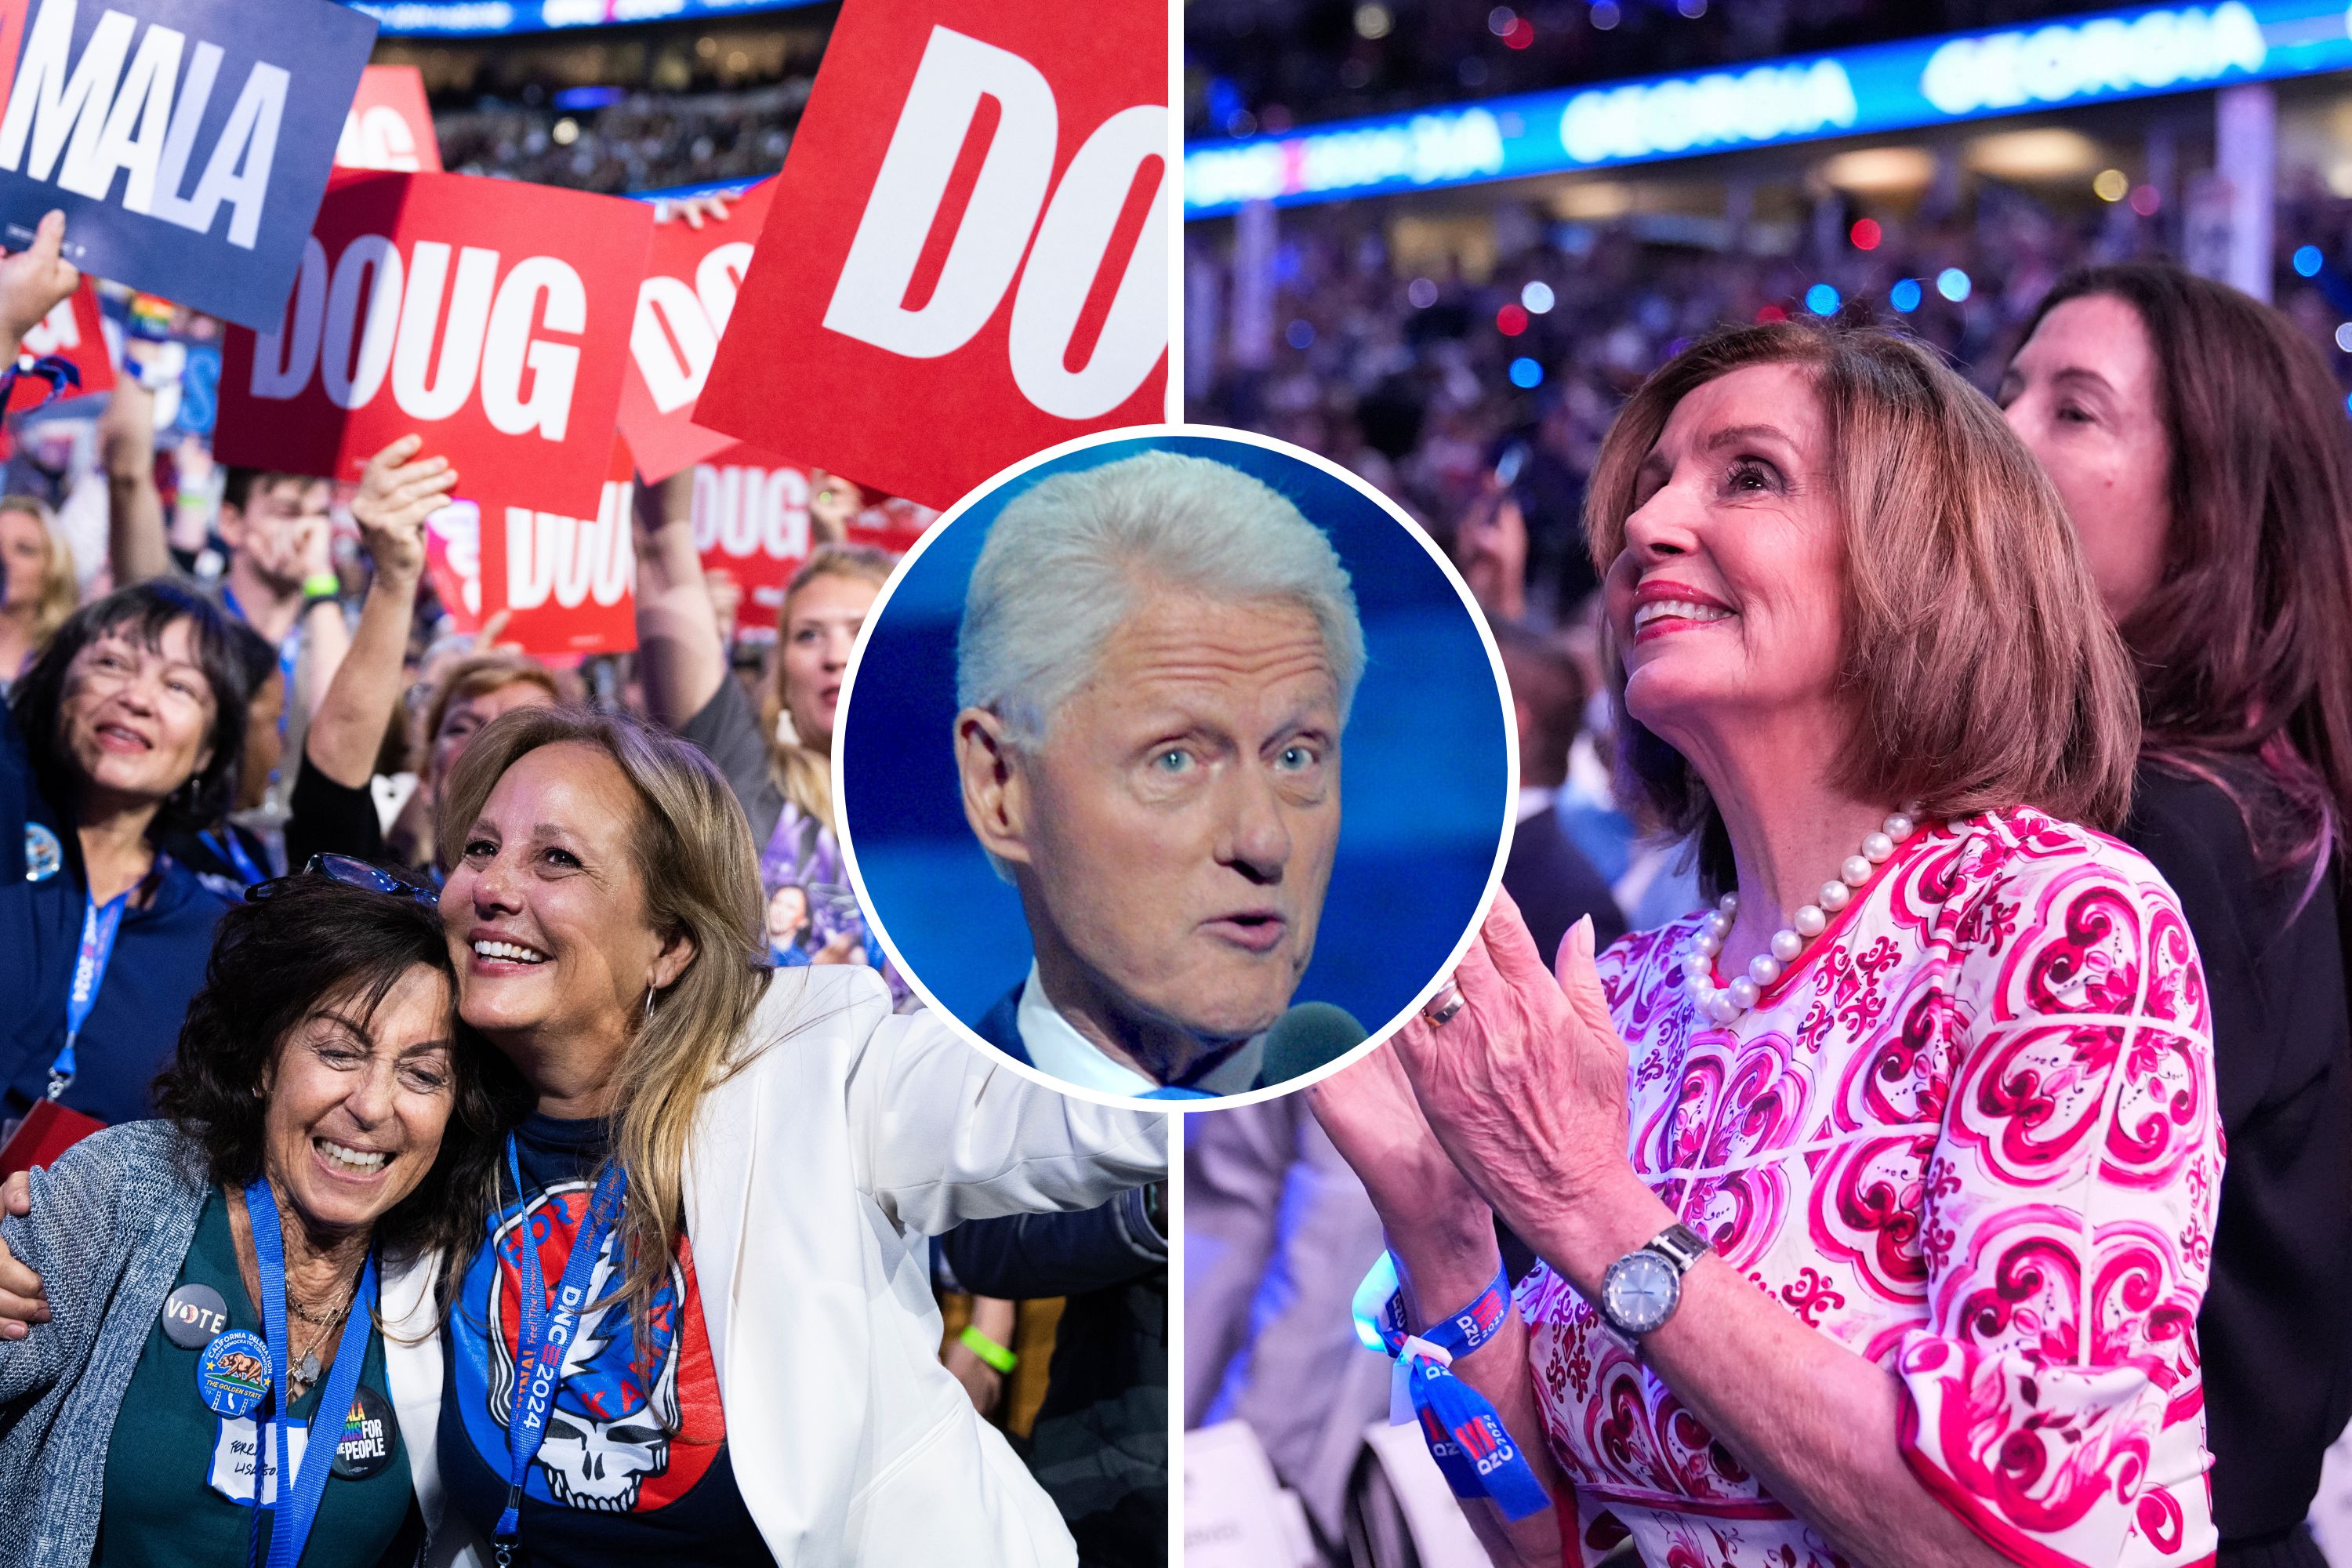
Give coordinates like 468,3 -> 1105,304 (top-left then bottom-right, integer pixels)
494,1136 -> 628,1565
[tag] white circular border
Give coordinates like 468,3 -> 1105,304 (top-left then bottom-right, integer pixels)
832,422 -> 1522,1112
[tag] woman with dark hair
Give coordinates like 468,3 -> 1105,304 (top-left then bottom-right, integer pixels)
2002,263 -> 2352,1568
0,868 -> 525,1566
0,580 -> 256,1138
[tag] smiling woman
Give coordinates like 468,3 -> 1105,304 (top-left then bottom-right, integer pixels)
0,869 -> 523,1568
0,583 -> 256,1142
1312,321 -> 2220,1568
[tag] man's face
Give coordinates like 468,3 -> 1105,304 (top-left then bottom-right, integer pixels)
221,476 -> 332,591
1014,591 -> 1342,1043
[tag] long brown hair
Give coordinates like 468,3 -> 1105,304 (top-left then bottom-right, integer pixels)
1585,320 -> 2142,893
2021,263 -> 2352,876
757,544 -> 891,830
437,706 -> 775,1326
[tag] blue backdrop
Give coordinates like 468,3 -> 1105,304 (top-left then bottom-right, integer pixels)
840,434 -> 1512,1036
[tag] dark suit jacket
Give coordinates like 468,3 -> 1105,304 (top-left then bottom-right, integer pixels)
1504,804 -> 1628,971
972,984 -> 1032,1064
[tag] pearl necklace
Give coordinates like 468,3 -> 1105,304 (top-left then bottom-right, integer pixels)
1680,804 -> 1922,1026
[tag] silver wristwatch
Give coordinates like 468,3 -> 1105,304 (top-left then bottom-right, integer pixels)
1598,1222 -> 1711,1338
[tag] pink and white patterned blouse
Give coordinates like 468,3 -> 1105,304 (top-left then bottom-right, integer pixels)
1519,806 -> 2221,1568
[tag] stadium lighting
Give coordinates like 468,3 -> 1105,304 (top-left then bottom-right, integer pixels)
1520,281 -> 1556,314
2296,245 -> 2325,278
1805,283 -> 1841,316
1509,357 -> 1544,388
2094,168 -> 2131,201
2333,323 -> 2352,353
1408,278 -> 1439,307
1497,303 -> 1530,336
1355,4 -> 1392,40
1936,268 -> 1973,303
1591,2 -> 1621,30
1849,218 -> 1882,251
1889,278 -> 1923,314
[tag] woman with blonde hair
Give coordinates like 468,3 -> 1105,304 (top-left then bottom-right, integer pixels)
1314,321 -> 2218,1567
0,495 -> 77,686
0,702 -> 1163,1564
637,478 -> 893,958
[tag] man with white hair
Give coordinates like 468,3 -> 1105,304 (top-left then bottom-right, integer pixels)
953,448 -> 1365,1098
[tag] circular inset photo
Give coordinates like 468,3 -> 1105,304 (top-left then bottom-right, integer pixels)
837,427 -> 1514,1106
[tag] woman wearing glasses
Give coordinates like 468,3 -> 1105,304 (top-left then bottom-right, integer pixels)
0,866 -> 525,1566
0,583 -> 256,1142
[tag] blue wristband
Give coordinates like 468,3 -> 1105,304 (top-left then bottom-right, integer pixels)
1356,1252 -> 1552,1521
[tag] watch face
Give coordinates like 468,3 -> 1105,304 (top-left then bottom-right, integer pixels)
1602,1250 -> 1679,1336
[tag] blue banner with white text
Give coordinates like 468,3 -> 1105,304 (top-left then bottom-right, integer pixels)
0,0 -> 376,327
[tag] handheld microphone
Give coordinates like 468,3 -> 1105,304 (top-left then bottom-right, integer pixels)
1258,1001 -> 1368,1089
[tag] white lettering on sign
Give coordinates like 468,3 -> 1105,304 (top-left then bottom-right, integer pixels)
251,234 -> 586,439
505,477 -> 635,611
631,239 -> 753,413
1559,60 -> 1857,165
691,462 -> 809,561
337,104 -> 423,172
0,0 -> 289,248
20,294 -> 79,354
821,25 -> 1168,422
1918,4 -> 2264,117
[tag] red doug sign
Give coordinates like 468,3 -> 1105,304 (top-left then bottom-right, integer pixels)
694,0 -> 1169,509
214,171 -> 652,515
474,437 -> 637,657
336,66 -> 442,173
619,178 -> 773,482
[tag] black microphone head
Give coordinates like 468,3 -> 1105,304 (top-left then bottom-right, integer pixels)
1258,1001 -> 1368,1089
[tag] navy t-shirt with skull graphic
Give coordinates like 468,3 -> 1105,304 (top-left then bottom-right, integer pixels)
440,1112 -> 773,1565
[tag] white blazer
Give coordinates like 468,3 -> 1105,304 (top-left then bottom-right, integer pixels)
378,964 -> 1167,1566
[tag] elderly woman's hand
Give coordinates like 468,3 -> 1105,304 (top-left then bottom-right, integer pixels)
1309,1039 -> 1493,1264
1389,893 -> 1668,1290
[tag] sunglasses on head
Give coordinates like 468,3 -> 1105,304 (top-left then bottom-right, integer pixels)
248,853 -> 441,909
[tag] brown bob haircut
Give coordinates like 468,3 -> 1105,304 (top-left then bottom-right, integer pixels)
1584,320 -> 2142,895
2020,263 -> 2352,874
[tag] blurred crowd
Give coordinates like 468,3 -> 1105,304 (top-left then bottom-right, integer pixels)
437,81 -> 806,192
1186,0 -> 2126,139
1189,165 -> 2352,627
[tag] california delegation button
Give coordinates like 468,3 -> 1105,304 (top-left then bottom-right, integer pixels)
160,1283 -> 231,1349
196,1330 -> 272,1418
330,1383 -> 398,1480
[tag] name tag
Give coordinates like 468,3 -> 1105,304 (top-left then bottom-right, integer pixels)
208,1417 -> 307,1507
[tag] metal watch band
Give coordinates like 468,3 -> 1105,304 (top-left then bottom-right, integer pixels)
1645,1222 -> 1711,1275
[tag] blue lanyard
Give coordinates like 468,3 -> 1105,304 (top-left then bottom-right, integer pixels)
495,1136 -> 626,1560
242,1177 -> 378,1568
220,586 -> 303,747
200,828 -> 267,889
1367,1257 -> 1552,1521
51,890 -> 129,1099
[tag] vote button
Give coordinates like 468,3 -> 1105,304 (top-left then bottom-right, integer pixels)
161,1283 -> 231,1350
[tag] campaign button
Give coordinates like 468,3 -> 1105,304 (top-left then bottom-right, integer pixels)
330,1383 -> 398,1480
24,823 -> 60,883
161,1283 -> 232,1349
196,1330 -> 272,1418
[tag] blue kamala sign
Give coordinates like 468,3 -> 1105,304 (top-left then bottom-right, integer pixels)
1185,0 -> 2352,216
0,0 -> 377,327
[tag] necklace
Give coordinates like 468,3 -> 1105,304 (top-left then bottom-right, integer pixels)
1681,804 -> 1922,1026
283,1276 -> 358,1395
